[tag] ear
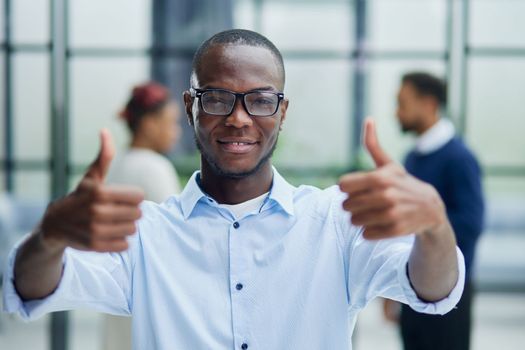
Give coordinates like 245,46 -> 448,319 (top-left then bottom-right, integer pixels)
183,91 -> 195,126
279,98 -> 289,130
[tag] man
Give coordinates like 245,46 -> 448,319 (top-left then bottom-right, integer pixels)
4,30 -> 464,350
384,72 -> 484,350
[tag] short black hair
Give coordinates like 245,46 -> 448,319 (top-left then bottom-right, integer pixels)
191,29 -> 285,88
402,72 -> 447,108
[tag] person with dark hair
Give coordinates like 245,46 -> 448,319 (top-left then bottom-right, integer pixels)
4,30 -> 465,350
107,82 -> 181,203
102,82 -> 182,349
383,71 -> 484,350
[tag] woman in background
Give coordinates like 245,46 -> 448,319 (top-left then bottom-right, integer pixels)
103,82 -> 182,350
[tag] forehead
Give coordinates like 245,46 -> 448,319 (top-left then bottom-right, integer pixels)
195,44 -> 283,91
399,82 -> 420,98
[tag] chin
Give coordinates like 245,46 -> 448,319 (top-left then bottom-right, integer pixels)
212,160 -> 266,179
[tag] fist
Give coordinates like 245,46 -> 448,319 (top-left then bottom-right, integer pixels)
40,129 -> 144,252
338,118 -> 447,240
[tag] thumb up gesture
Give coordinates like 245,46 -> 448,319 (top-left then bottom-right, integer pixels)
40,129 -> 144,252
338,118 -> 447,240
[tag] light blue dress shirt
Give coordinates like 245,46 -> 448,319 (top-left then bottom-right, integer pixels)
3,168 -> 465,350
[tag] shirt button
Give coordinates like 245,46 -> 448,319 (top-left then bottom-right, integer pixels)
236,283 -> 243,291
241,343 -> 248,350
233,222 -> 240,229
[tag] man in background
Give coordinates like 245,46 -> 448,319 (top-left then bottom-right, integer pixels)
383,72 -> 485,350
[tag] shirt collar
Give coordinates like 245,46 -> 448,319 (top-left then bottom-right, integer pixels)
415,118 -> 455,154
179,167 -> 295,220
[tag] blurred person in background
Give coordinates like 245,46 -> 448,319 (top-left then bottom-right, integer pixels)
103,82 -> 182,350
383,72 -> 485,350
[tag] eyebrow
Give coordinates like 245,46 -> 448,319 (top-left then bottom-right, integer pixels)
200,85 -> 279,93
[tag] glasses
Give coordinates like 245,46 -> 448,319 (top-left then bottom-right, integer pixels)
190,88 -> 285,117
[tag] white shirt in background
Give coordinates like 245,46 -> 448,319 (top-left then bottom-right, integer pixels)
415,118 -> 456,155
107,148 -> 181,203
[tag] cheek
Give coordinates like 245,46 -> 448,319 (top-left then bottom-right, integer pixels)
194,115 -> 219,144
258,119 -> 281,146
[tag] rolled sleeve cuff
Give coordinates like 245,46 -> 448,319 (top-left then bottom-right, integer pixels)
2,237 -> 70,321
397,246 -> 466,315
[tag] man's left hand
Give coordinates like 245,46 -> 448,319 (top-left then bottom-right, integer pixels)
338,117 -> 448,240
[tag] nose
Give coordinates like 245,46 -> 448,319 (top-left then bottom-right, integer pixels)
224,98 -> 253,128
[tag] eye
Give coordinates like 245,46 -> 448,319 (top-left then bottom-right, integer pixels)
203,93 -> 231,105
253,98 -> 274,105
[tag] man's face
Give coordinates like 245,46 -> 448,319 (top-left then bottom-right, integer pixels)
396,82 -> 431,133
184,44 -> 288,178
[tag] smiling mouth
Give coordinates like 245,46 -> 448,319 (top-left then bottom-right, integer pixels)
217,140 -> 258,154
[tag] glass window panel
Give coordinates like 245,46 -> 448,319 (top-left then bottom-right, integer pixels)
13,0 -> 50,44
0,171 -> 4,192
70,310 -> 103,350
367,0 -> 446,51
466,58 -> 525,167
483,176 -> 525,238
0,53 -> 4,159
0,2 -> 4,41
365,60 -> 445,163
70,57 -> 150,165
0,314 -> 50,349
484,176 -> 525,198
273,59 -> 352,168
14,170 -> 50,200
470,0 -> 525,48
69,171 -> 85,192
70,0 -> 151,49
13,53 -> 50,160
261,1 -> 354,50
234,0 -> 257,31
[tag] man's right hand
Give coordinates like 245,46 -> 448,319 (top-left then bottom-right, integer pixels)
39,129 -> 144,253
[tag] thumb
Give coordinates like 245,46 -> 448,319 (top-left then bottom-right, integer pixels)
85,128 -> 115,182
363,117 -> 392,168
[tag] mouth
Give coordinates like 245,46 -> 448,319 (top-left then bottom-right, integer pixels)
217,138 -> 259,154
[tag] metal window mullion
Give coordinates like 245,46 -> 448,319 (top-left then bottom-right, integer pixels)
49,0 -> 70,348
457,0 -> 470,137
351,0 -> 366,170
3,0 -> 13,191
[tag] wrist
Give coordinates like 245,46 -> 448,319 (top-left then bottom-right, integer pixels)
37,226 -> 67,255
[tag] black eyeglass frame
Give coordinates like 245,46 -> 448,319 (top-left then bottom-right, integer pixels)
190,87 -> 285,117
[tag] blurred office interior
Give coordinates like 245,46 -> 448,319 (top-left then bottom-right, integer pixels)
0,0 -> 524,349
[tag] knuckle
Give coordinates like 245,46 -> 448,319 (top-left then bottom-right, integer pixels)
89,222 -> 102,236
88,204 -> 102,219
92,185 -> 106,202
382,188 -> 396,205
386,207 -> 398,221
126,223 -> 137,234
372,171 -> 391,188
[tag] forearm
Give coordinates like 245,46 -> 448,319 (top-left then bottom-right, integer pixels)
14,230 -> 66,301
408,220 -> 459,302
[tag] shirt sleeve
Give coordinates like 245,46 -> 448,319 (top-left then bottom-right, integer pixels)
346,232 -> 465,315
2,235 -> 134,321
331,189 -> 465,315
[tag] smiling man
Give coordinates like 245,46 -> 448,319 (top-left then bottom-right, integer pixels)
4,30 -> 464,350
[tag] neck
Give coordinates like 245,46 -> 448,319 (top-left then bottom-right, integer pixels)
416,114 -> 440,136
199,160 -> 273,205
130,135 -> 156,152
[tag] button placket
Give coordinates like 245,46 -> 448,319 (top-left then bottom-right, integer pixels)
229,218 -> 251,350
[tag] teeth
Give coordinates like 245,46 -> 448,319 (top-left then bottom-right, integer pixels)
225,142 -> 251,145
